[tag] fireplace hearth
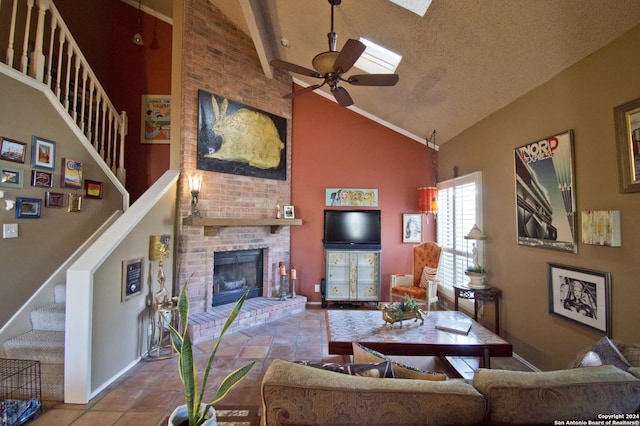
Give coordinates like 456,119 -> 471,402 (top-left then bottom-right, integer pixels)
213,249 -> 264,307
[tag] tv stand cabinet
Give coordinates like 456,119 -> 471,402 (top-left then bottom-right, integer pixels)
324,250 -> 381,303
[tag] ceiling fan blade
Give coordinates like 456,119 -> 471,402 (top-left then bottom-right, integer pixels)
331,86 -> 354,107
347,74 -> 399,86
332,39 -> 366,73
283,83 -> 324,99
271,59 -> 322,78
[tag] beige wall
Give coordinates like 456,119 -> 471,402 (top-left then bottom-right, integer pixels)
439,24 -> 640,370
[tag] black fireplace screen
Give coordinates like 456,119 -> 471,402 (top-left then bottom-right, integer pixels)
213,249 -> 263,306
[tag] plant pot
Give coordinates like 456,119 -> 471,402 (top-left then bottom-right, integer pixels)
465,271 -> 487,288
168,404 -> 216,426
381,307 -> 424,327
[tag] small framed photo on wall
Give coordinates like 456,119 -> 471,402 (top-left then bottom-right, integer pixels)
0,137 -> 27,163
31,136 -> 56,171
403,213 -> 422,243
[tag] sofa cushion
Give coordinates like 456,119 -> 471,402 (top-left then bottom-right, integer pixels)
578,336 -> 631,371
622,343 -> 640,367
261,359 -> 486,426
294,360 -> 394,378
352,342 -> 447,381
419,266 -> 438,289
473,365 -> 640,425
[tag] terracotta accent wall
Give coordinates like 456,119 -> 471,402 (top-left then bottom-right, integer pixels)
176,0 -> 293,313
438,24 -> 640,370
290,88 -> 437,303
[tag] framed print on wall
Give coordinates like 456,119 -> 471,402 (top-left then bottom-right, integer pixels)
141,95 -> 171,144
31,136 -> 56,170
0,137 -> 27,163
514,130 -> 577,253
31,170 -> 53,188
122,257 -> 144,302
548,263 -> 611,336
45,191 -> 65,207
61,158 -> 82,189
84,180 -> 103,199
403,213 -> 422,243
613,97 -> 640,193
0,166 -> 24,188
16,197 -> 42,219
68,193 -> 82,212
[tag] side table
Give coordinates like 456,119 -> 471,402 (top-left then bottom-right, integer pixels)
148,304 -> 178,359
453,284 -> 502,335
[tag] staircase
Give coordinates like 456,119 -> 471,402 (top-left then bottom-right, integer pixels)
3,284 -> 66,401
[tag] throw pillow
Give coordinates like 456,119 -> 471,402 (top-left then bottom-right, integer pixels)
622,343 -> 640,367
294,360 -> 394,378
352,342 -> 447,381
578,336 -> 631,371
419,266 -> 438,289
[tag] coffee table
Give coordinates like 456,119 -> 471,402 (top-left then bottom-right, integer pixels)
326,310 -> 512,376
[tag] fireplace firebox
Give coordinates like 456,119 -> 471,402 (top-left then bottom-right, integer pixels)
213,249 -> 264,307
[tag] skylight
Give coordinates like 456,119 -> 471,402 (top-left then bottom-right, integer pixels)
354,38 -> 402,74
388,0 -> 432,17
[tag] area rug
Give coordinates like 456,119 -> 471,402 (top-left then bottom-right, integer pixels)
214,405 -> 260,426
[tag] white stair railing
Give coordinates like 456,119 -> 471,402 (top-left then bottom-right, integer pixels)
1,0 -> 127,184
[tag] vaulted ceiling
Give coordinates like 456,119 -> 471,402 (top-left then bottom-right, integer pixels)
157,0 -> 640,145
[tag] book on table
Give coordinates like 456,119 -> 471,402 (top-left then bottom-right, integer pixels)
435,318 -> 472,335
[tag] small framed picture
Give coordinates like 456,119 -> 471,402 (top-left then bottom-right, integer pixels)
548,263 -> 611,336
68,193 -> 82,212
31,170 -> 53,187
284,205 -> 295,219
0,166 -> 24,188
31,136 -> 56,170
61,158 -> 82,189
84,179 -> 103,199
0,137 -> 27,163
45,191 -> 65,207
403,213 -> 423,243
16,197 -> 42,219
122,257 -> 144,302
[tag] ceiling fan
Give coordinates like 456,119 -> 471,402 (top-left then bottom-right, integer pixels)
270,0 -> 399,107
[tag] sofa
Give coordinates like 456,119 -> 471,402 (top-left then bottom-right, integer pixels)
261,339 -> 640,426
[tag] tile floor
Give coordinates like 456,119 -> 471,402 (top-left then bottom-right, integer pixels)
32,306 -> 531,425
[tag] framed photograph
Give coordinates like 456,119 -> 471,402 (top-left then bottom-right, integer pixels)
61,158 -> 82,189
16,197 -> 42,219
142,94 -> 171,144
0,166 -> 24,188
122,257 -> 144,302
84,179 -> 103,199
31,170 -> 53,187
403,213 -> 422,243
548,263 -> 611,336
613,97 -> 640,193
515,130 -> 577,253
326,188 -> 378,206
45,191 -> 65,207
0,137 -> 27,163
31,136 -> 56,170
283,205 -> 295,219
68,193 -> 82,212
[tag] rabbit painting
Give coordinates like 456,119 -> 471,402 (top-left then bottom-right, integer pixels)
204,96 -> 285,170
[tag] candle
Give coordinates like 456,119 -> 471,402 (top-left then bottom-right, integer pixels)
279,264 -> 286,276
290,269 -> 297,280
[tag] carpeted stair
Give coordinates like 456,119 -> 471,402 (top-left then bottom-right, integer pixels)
3,283 -> 66,401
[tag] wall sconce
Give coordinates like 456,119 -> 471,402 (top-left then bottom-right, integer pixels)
189,174 -> 202,218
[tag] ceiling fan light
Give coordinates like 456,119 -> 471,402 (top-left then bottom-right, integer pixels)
312,51 -> 339,75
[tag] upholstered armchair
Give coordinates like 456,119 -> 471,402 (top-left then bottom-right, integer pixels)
390,241 -> 442,310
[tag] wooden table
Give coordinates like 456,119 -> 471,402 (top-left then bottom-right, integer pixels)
453,283 -> 502,335
326,310 -> 512,375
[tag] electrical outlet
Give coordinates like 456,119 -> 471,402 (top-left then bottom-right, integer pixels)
314,284 -> 320,293
3,223 -> 18,238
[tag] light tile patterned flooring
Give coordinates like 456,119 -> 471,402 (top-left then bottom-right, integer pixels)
32,306 -> 531,425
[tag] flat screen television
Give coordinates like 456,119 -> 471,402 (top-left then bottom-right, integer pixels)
323,209 -> 381,250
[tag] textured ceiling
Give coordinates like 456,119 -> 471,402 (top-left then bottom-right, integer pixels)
200,1 -> 640,145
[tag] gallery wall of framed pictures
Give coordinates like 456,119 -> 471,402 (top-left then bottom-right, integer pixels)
0,134 -> 104,219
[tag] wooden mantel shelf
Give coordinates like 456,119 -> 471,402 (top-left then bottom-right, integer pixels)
182,217 -> 302,236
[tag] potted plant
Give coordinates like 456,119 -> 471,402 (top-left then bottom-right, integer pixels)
168,283 -> 255,426
381,295 -> 424,327
465,265 -> 487,288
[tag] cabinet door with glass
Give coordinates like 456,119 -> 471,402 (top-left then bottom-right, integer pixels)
325,250 -> 381,301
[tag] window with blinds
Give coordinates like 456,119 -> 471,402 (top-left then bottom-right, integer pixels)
436,172 -> 483,293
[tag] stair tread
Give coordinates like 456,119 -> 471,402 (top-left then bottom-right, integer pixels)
31,303 -> 65,331
4,330 -> 64,349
